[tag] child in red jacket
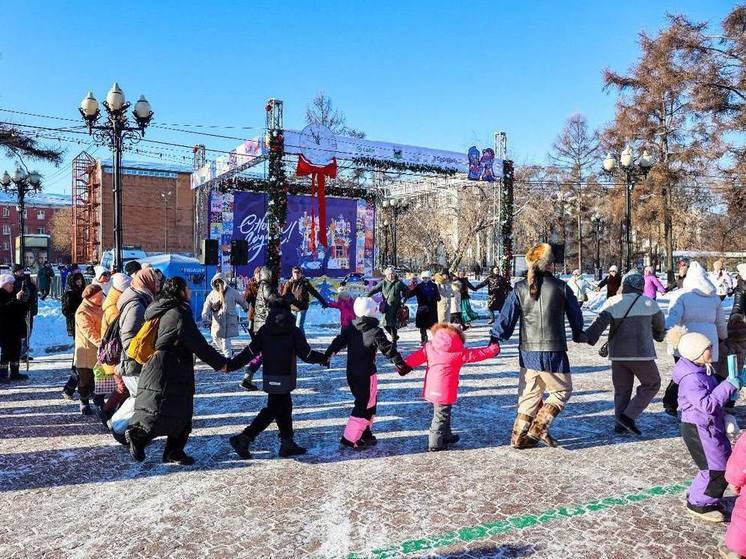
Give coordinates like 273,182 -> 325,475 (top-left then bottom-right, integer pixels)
327,286 -> 356,331
722,433 -> 746,558
400,323 -> 500,451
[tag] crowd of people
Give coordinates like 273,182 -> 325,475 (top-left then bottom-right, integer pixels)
5,247 -> 746,558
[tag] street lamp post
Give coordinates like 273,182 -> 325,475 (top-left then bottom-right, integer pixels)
590,212 -> 605,280
161,190 -> 173,253
78,83 -> 154,272
0,168 -> 42,267
382,198 -> 409,268
602,146 -> 653,272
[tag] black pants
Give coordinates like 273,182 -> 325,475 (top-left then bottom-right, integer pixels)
419,328 -> 428,343
349,374 -> 376,420
0,336 -> 22,364
130,423 -> 191,458
243,393 -> 293,440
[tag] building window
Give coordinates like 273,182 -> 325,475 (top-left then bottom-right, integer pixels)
37,210 -> 45,220
37,227 -> 45,235
1,207 -> 8,218
2,225 -> 9,235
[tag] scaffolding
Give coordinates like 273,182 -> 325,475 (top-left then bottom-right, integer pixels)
71,151 -> 99,263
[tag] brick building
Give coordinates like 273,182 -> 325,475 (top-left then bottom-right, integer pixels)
0,192 -> 70,264
74,158 -> 195,263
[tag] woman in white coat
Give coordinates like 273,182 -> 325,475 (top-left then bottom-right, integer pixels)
201,273 -> 249,357
662,261 -> 727,414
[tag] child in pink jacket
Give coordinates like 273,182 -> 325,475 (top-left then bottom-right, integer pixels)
400,323 -> 500,451
722,434 -> 746,558
327,287 -> 356,331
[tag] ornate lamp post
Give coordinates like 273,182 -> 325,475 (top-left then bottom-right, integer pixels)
0,168 -> 42,267
78,83 -> 154,271
382,198 -> 409,268
602,146 -> 653,271
590,212 -> 605,280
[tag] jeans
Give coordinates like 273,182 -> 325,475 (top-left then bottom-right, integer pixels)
295,310 -> 307,331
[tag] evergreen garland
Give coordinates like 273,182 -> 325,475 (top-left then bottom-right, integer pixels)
266,130 -> 287,284
351,156 -> 457,177
501,160 -> 514,280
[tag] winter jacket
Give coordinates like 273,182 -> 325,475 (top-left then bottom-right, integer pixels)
586,291 -> 665,361
672,357 -> 735,429
230,306 -> 327,393
281,277 -> 325,312
100,287 -> 125,376
476,273 -> 512,311
366,278 -> 409,329
327,316 -> 405,377
130,297 -> 226,437
598,273 -> 621,297
37,264 -> 54,292
253,280 -> 284,332
710,271 -> 735,298
74,296 -> 103,370
666,264 -> 727,361
0,288 -> 28,344
450,282 -> 462,314
434,274 -> 452,323
117,286 -> 155,377
404,324 -> 500,405
409,280 -> 441,330
201,273 -> 248,339
733,278 -> 746,319
566,276 -> 591,303
61,272 -> 85,337
725,436 -> 746,556
328,297 -> 356,329
643,274 -> 666,299
20,275 -> 38,317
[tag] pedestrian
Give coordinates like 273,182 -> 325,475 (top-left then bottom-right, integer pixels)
19,269 -> 38,362
666,326 -> 738,523
37,261 -> 55,300
281,266 -> 328,331
366,266 -> 410,344
96,272 -> 132,426
720,433 -> 746,558
109,267 -> 160,442
400,323 -> 500,451
585,271 -> 665,435
92,265 -> 112,296
456,272 -> 479,329
409,270 -> 441,344
433,270 -> 453,323
0,273 -> 29,382
73,284 -> 104,415
324,297 -> 407,449
124,260 -> 141,278
227,298 -> 328,459
450,278 -> 464,327
125,277 -> 228,465
710,260 -> 735,302
240,266 -> 280,392
675,259 -> 689,290
565,269 -> 591,308
475,266 -> 512,324
201,272 -> 249,358
60,270 -> 86,398
598,265 -> 621,298
643,266 -> 666,300
243,266 -> 262,333
326,285 -> 356,330
490,243 -> 586,448
662,261 -> 727,416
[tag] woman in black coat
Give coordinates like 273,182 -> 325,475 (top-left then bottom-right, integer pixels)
126,277 -> 227,465
408,271 -> 441,344
60,271 -> 86,398
475,267 -> 512,324
0,274 -> 29,382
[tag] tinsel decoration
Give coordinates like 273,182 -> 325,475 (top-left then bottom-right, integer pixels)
351,156 -> 457,177
265,129 -> 287,284
500,160 -> 514,280
216,176 -> 376,201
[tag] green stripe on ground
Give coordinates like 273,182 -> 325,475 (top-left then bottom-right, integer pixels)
345,481 -> 690,559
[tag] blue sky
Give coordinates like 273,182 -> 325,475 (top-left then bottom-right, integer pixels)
0,0 -> 735,194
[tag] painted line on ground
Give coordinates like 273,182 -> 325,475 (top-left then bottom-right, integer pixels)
345,481 -> 690,559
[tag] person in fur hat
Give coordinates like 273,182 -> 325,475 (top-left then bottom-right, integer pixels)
0,273 -> 28,382
490,243 -> 586,448
667,325 -> 739,523
325,296 -> 408,449
400,323 -> 500,451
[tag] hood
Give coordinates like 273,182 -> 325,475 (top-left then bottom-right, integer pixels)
65,272 -> 85,292
117,285 -> 154,312
429,325 -> 466,353
671,356 -> 707,384
263,307 -> 296,333
211,272 -> 224,289
94,265 -> 108,278
0,273 -> 14,290
682,261 -> 717,296
352,316 -> 381,332
144,296 -> 185,321
102,287 -> 123,314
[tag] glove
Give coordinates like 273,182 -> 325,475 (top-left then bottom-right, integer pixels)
322,301 -> 329,309
397,363 -> 412,376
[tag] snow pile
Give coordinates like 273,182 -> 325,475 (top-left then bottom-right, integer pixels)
32,299 -> 73,355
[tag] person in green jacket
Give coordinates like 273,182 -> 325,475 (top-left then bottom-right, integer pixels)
366,266 -> 410,346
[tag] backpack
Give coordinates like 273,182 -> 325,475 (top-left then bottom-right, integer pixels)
98,318 -> 123,366
127,318 -> 161,365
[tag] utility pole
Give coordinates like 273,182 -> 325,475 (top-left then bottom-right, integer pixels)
494,131 -> 507,271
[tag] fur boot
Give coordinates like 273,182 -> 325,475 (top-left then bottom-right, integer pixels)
511,413 -> 537,449
527,403 -> 562,447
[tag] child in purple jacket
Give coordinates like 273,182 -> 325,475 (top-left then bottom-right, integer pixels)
667,325 -> 740,523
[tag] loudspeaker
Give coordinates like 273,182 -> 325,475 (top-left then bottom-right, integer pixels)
200,239 -> 219,265
550,243 -> 565,265
230,239 -> 249,266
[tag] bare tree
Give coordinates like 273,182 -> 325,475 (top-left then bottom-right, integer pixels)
0,124 -> 63,165
305,91 -> 366,138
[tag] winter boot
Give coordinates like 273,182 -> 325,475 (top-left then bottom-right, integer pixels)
97,407 -> 112,429
61,368 -> 78,400
511,413 -> 538,449
279,437 -> 307,458
360,427 -> 378,446
125,426 -> 148,462
686,502 -> 725,523
527,403 -> 562,447
163,434 -> 195,466
445,433 -> 460,445
9,362 -> 27,382
615,413 -> 642,436
229,433 -> 253,459
112,430 -> 128,446
240,369 -> 259,392
0,364 -> 9,384
340,436 -> 364,450
718,543 -> 742,559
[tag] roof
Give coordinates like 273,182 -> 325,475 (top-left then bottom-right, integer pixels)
100,159 -> 192,174
0,192 -> 70,207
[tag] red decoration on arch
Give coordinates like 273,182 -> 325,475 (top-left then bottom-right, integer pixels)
296,154 -> 338,251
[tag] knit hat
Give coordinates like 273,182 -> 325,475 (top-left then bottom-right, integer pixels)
525,243 -> 553,269
111,272 -> 131,293
353,297 -> 379,319
666,326 -> 712,362
0,273 -> 14,289
124,260 -> 142,276
622,270 -> 644,293
420,270 -> 432,279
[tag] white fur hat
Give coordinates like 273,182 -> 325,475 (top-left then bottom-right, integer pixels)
353,297 -> 379,319
609,265 -> 619,273
666,326 -> 712,362
0,273 -> 14,289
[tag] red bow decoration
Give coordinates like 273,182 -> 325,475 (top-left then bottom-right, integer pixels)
296,155 -> 338,251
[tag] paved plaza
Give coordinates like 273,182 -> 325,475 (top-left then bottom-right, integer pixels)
0,320 -> 737,558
